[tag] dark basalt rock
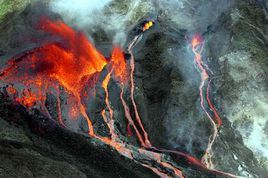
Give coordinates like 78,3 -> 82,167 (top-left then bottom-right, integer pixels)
130,0 -> 268,177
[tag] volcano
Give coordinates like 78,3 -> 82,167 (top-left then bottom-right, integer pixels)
0,1 -> 267,178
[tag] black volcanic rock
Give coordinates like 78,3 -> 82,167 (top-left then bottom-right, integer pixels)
129,1 -> 268,177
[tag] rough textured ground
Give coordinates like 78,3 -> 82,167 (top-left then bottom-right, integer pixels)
0,0 -> 267,177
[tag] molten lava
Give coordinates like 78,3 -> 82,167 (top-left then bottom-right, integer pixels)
190,34 -> 222,168
0,18 -> 108,135
143,20 -> 154,32
0,17 -> 237,178
110,45 -> 151,147
127,35 -> 152,148
101,71 -> 118,140
15,89 -> 44,108
110,46 -> 128,85
0,18 -> 186,177
38,18 -> 108,94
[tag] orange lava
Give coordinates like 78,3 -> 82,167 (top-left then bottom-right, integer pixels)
191,34 -> 203,49
127,35 -> 152,148
0,18 -> 187,178
6,86 -> 17,95
191,34 -> 226,170
101,71 -> 118,140
1,18 -> 108,135
110,46 -> 128,85
191,34 -> 222,126
119,87 -> 148,146
15,89 -> 44,108
143,21 -> 154,32
38,18 -> 108,94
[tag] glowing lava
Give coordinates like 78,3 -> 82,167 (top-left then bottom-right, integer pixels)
0,17 -> 236,178
38,18 -> 108,93
143,20 -> 154,32
101,70 -> 117,140
0,18 -> 185,178
190,34 -> 222,168
110,46 -> 128,85
1,18 -> 108,136
127,35 -> 152,148
110,45 -> 151,147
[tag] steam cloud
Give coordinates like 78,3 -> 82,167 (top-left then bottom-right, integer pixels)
50,0 -> 112,27
49,0 -> 154,44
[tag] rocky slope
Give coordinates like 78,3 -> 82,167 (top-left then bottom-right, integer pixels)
0,0 -> 267,177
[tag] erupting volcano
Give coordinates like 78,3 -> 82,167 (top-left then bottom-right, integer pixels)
1,1 -> 267,177
0,17 -> 240,178
0,17 -> 186,178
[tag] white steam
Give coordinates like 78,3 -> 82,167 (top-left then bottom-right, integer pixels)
51,0 -> 111,11
49,0 -> 154,44
49,0 -> 111,31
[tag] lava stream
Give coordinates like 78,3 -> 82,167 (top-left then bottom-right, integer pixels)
190,34 -> 221,169
152,147 -> 238,178
108,46 -> 147,145
101,71 -> 118,140
119,87 -> 148,146
110,45 -> 150,147
127,35 -> 152,148
100,45 -> 184,177
96,135 -> 184,178
206,79 -> 222,127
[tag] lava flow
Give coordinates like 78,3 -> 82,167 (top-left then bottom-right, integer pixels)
101,46 -> 128,141
0,16 -> 238,178
190,34 -> 222,168
1,18 -> 109,136
0,18 -> 186,178
126,33 -> 152,148
108,45 -> 147,145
